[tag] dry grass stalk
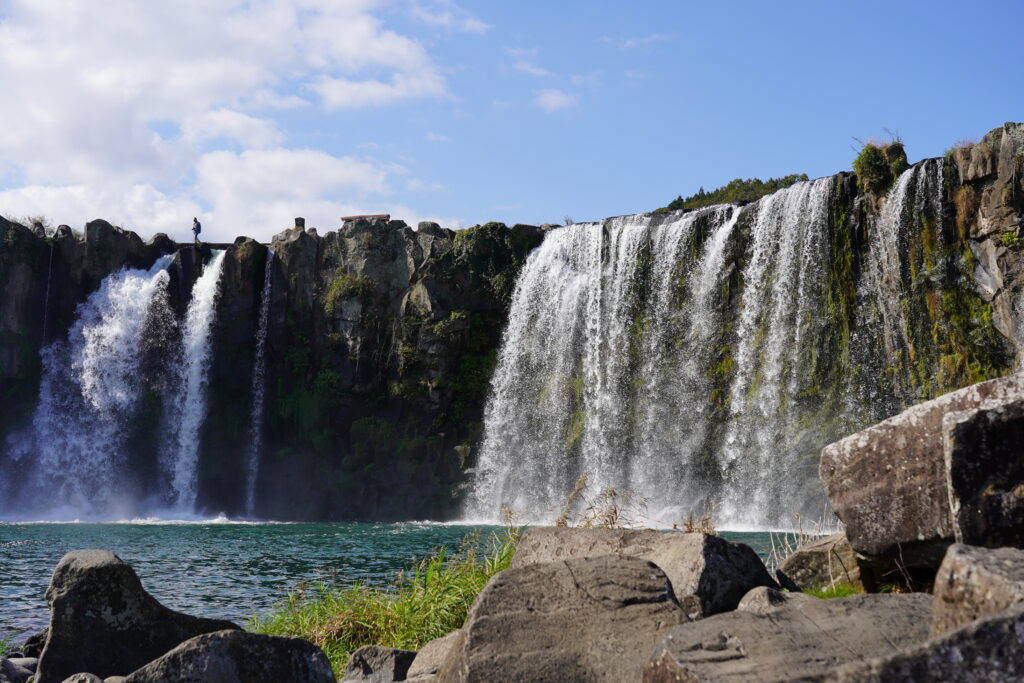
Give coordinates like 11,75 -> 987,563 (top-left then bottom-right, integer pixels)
554,474 -> 588,527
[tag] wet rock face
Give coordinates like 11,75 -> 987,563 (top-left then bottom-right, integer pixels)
120,630 -> 336,683
437,555 -> 691,683
819,372 -> 1024,570
36,550 -> 239,683
931,543 -> 1024,637
644,594 -> 933,683
511,527 -> 775,615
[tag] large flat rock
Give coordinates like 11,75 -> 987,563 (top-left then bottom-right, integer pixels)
36,550 -> 239,683
826,600 -> 1024,682
643,593 -> 933,682
931,543 -> 1024,637
511,527 -> 774,614
437,555 -> 692,682
819,372 -> 1024,563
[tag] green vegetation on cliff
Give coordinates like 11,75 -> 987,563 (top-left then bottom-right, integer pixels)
659,174 -> 809,211
249,527 -> 520,675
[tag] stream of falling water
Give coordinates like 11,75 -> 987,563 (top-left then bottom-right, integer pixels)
245,250 -> 274,516
163,251 -> 227,512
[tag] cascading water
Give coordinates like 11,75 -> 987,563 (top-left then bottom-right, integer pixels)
6,257 -> 175,518
466,171 -> 959,528
466,206 -> 746,522
41,241 -> 55,345
162,250 -> 227,512
244,249 -> 274,517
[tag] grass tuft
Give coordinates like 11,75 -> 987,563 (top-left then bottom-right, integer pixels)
802,583 -> 862,599
248,526 -> 520,676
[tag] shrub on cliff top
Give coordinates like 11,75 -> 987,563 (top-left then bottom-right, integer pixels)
249,526 -> 520,676
853,139 -> 908,195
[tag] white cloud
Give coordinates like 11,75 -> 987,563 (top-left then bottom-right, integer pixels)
182,109 -> 283,149
603,33 -> 672,49
425,131 -> 449,142
409,0 -> 490,33
406,178 -> 446,192
534,89 -> 577,112
514,60 -> 554,78
311,70 -> 446,109
0,0 -> 454,243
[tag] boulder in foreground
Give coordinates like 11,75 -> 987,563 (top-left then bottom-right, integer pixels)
826,600 -> 1024,682
438,555 -> 692,682
511,527 -> 774,614
643,593 -> 932,682
121,630 -> 335,682
819,372 -> 1024,570
778,533 -> 870,591
943,398 -> 1024,548
36,549 -> 239,683
930,543 -> 1024,637
342,645 -> 417,683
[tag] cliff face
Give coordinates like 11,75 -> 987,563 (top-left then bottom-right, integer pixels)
1,122 -> 1021,522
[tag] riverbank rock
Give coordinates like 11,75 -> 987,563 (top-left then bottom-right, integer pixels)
406,632 -> 459,682
779,533 -> 869,591
931,543 -> 1024,637
826,600 -> 1024,682
643,593 -> 932,682
437,555 -> 691,682
943,398 -> 1024,548
1,657 -> 36,683
120,630 -> 335,682
735,586 -> 819,614
342,646 -> 417,683
511,527 -> 774,614
36,550 -> 239,683
819,372 -> 1024,572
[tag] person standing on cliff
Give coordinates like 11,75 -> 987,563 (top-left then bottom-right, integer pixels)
192,217 -> 202,244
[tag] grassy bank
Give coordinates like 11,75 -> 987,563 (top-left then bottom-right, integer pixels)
248,526 -> 519,675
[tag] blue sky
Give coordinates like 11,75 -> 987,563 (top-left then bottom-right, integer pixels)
0,0 -> 1021,243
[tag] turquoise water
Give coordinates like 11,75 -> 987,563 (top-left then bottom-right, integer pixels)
0,522 -> 775,640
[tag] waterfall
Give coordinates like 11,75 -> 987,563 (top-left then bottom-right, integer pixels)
6,257 -> 174,518
466,206 -> 743,522
244,249 -> 274,517
41,241 -> 55,345
467,163 -> 979,528
162,250 -> 227,512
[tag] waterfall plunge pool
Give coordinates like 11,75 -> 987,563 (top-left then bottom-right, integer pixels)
0,521 -> 780,638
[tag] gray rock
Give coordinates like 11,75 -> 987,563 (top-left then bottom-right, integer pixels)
22,629 -> 47,657
1,657 -> 35,683
407,632 -> 459,682
36,550 -> 239,683
342,645 -> 417,682
511,527 -> 773,614
735,586 -> 818,614
826,600 -> 1024,682
437,555 -> 692,682
820,372 -> 1024,566
121,629 -> 334,682
5,658 -> 37,674
779,533 -> 869,591
931,543 -> 1024,637
943,398 -> 1024,548
60,675 -> 103,683
644,593 -> 933,682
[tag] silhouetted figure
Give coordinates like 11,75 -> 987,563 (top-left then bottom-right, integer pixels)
192,217 -> 202,245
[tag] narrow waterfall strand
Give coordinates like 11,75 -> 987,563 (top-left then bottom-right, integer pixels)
245,249 -> 274,516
